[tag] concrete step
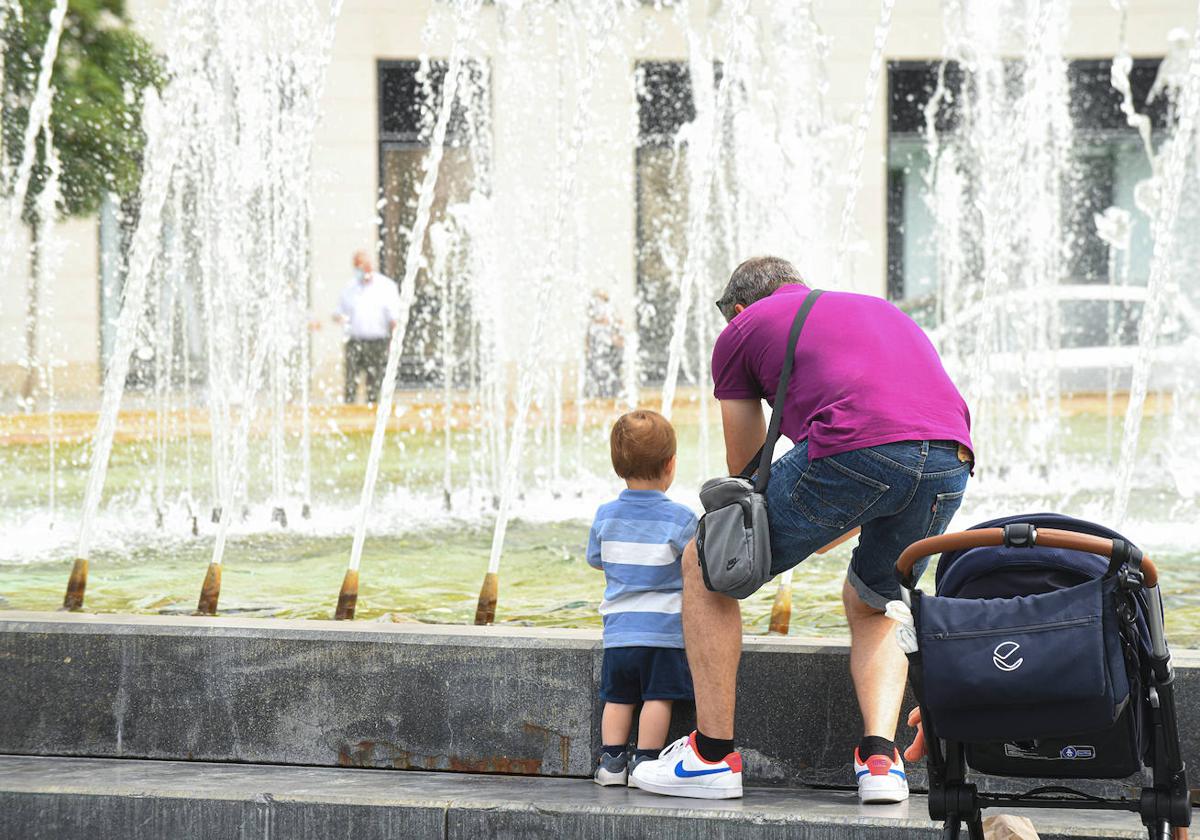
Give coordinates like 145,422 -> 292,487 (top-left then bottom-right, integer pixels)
0,755 -> 1149,839
4,611 -> 1198,793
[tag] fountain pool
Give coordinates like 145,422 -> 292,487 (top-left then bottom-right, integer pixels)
1,394 -> 1197,644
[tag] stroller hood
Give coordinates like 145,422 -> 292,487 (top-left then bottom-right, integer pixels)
934,512 -> 1134,598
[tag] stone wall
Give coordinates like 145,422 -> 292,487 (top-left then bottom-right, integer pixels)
2,611 -> 1196,793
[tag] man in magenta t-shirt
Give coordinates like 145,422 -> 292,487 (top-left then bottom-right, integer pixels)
631,256 -> 973,803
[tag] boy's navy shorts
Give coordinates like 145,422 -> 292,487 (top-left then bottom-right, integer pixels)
600,646 -> 694,703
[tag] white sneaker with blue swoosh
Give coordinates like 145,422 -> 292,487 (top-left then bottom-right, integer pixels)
854,748 -> 908,804
629,732 -> 743,799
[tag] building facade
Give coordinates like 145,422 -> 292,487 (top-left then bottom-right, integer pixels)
0,0 -> 1193,404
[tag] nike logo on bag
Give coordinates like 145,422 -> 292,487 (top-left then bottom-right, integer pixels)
674,761 -> 730,778
726,558 -> 739,571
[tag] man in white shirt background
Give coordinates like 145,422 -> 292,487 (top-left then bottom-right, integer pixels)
333,250 -> 401,404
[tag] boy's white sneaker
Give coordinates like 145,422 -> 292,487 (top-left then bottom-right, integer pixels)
855,748 -> 909,804
629,732 -> 743,800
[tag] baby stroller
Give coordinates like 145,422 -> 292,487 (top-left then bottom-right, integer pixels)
895,513 -> 1190,840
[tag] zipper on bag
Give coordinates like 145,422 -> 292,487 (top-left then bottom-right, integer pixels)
929,615 -> 1097,642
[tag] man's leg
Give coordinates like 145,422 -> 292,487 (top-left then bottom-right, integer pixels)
842,577 -> 906,742
844,441 -> 968,804
364,339 -> 386,403
681,538 -> 741,739
344,341 -> 358,403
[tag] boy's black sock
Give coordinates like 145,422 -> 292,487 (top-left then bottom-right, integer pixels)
695,730 -> 735,763
634,748 -> 660,760
600,745 -> 626,759
858,735 -> 896,760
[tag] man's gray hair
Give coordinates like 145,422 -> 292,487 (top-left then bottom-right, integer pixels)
715,256 -> 804,321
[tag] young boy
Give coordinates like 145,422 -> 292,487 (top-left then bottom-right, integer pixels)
587,409 -> 697,787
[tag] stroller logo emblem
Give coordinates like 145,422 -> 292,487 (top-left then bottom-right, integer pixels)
1060,745 -> 1095,760
992,641 -> 1024,672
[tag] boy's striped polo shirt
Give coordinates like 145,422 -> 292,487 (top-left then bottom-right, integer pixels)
586,489 -> 698,649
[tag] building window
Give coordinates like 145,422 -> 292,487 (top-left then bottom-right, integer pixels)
98,192 -> 205,389
886,58 -> 1168,347
377,59 -> 486,387
634,61 -> 695,385
634,60 -> 727,386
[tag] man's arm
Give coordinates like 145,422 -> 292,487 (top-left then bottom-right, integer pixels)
385,281 -> 402,331
333,286 -> 350,323
720,399 -> 766,475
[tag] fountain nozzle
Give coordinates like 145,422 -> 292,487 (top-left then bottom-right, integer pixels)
334,568 -> 359,620
195,562 -> 221,616
61,557 -> 88,611
474,571 -> 498,626
768,580 -> 792,635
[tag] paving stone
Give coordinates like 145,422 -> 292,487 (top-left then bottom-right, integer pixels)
0,755 -> 1149,840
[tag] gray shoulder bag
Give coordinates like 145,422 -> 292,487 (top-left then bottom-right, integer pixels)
695,289 -> 823,599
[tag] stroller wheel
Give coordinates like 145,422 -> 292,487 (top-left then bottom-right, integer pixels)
1148,821 -> 1185,840
941,815 -> 984,840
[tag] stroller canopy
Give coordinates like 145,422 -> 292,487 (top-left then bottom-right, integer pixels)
933,512 -> 1133,599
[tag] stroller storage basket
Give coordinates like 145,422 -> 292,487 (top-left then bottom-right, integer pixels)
912,576 -> 1129,742
965,700 -> 1143,780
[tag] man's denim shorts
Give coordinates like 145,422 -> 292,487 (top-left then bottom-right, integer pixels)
765,440 -> 971,609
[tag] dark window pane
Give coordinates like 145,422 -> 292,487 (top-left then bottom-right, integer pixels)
890,58 -> 1166,137
635,59 -> 716,385
1068,59 -> 1170,133
1068,148 -> 1116,284
886,168 -> 905,299
637,61 -> 696,147
887,60 -> 965,135
379,60 -> 480,145
376,60 -> 483,388
887,56 -> 1168,316
379,61 -> 428,138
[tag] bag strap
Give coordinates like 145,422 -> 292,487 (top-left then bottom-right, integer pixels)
739,289 -> 823,493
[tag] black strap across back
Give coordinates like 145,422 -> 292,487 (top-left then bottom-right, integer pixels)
736,289 -> 824,493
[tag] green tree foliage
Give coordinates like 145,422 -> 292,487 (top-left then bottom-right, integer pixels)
2,0 -> 163,224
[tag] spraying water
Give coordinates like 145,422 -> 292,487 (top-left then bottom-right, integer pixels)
73,91 -> 179,563
833,0 -> 897,283
923,0 -> 1078,481
344,0 -> 481,582
0,0 -> 66,291
0,0 -> 1188,631
478,0 -> 623,616
659,1 -> 721,422
1111,12 -> 1200,525
33,109 -> 61,523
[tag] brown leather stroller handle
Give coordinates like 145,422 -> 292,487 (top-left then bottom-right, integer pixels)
896,528 -> 1005,577
896,527 -> 1158,587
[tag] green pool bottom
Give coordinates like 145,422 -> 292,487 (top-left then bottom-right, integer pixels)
2,518 -> 1198,647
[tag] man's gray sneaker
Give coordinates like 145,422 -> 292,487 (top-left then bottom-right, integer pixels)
594,751 -> 629,786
